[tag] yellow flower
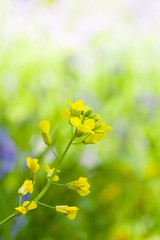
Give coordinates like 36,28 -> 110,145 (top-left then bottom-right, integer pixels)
66,177 -> 90,196
83,114 -> 113,146
15,201 -> 37,216
39,120 -> 52,145
45,164 -> 60,182
60,100 -> 91,129
96,114 -> 113,133
66,99 -> 90,113
27,157 -> 40,180
18,180 -> 33,196
77,119 -> 95,134
55,205 -> 79,220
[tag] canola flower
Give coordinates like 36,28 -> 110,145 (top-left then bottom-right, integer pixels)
55,205 -> 79,220
66,177 -> 90,196
18,180 -> 33,196
15,201 -> 37,216
27,157 -> 40,181
0,99 -> 112,227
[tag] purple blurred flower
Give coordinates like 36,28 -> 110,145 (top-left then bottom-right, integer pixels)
0,128 -> 17,179
11,215 -> 27,239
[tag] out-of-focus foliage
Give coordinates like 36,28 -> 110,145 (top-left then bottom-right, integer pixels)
0,0 -> 160,239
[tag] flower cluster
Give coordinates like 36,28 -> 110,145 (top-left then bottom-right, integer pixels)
61,100 -> 113,146
0,99 -> 112,227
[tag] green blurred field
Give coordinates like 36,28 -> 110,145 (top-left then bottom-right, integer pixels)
0,0 -> 160,239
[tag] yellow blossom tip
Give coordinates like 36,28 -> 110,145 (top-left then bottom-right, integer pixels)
39,120 -> 52,145
27,157 -> 40,179
39,120 -> 50,134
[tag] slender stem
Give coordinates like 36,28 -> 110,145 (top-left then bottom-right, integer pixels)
49,145 -> 60,161
33,134 -> 76,202
71,126 -> 73,136
51,182 -> 66,187
37,201 -> 55,210
0,213 -> 16,227
33,181 -> 38,197
19,196 -> 22,206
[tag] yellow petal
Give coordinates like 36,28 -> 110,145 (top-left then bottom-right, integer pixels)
78,177 -> 90,188
79,106 -> 90,111
67,212 -> 77,220
15,206 -> 27,215
56,205 -> 79,220
26,201 -> 37,211
60,108 -> 71,120
15,201 -> 37,215
84,119 -> 95,130
39,120 -> 50,134
77,124 -> 89,133
100,123 -> 113,130
76,188 -> 90,196
66,99 -> 74,108
84,132 -> 105,144
18,180 -> 34,196
27,157 -> 40,174
70,117 -> 81,127
74,100 -> 83,107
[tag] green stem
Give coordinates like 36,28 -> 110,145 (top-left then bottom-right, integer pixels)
33,181 -> 38,197
49,145 -> 60,161
37,201 -> 55,210
51,182 -> 66,187
0,213 -> 16,227
19,196 -> 22,206
33,134 -> 76,202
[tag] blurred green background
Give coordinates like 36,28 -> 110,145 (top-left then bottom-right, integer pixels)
0,0 -> 160,239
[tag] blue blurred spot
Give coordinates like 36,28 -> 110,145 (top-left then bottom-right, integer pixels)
0,128 -> 17,179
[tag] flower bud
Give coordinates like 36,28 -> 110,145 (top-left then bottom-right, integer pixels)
39,120 -> 52,145
89,114 -> 96,119
85,109 -> 92,117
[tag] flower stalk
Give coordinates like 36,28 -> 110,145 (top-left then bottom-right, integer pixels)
0,134 -> 76,227
0,99 -> 112,227
33,134 -> 76,202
